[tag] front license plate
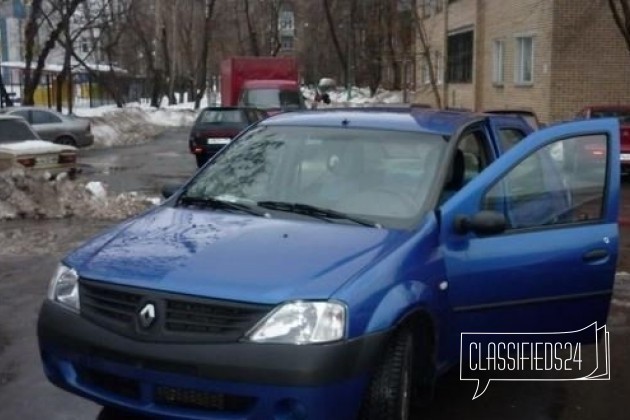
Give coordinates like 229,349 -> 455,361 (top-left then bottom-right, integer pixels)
620,154 -> 630,162
207,138 -> 230,145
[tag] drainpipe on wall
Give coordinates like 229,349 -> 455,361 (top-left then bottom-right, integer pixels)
443,0 -> 449,108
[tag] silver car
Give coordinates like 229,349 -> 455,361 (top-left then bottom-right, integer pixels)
0,107 -> 94,148
0,115 -> 78,176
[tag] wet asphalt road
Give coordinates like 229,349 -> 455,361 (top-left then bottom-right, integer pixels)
1,128 -> 630,419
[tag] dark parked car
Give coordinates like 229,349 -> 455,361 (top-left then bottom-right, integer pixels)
0,107 -> 94,147
484,108 -> 543,130
189,106 -> 268,167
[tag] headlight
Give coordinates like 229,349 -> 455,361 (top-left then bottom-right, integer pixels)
247,301 -> 346,344
47,264 -> 80,312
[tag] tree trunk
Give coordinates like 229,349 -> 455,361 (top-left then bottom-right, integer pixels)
244,0 -> 260,56
608,0 -> 630,53
412,5 -> 442,108
195,0 -> 216,110
0,70 -> 13,107
322,0 -> 348,83
23,0 -> 85,106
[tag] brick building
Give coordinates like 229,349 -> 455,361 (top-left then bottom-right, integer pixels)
414,0 -> 630,124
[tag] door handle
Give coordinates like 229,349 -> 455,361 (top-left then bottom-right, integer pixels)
582,249 -> 609,262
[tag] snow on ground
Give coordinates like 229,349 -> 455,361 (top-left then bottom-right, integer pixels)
75,104 -> 198,148
0,170 -> 160,221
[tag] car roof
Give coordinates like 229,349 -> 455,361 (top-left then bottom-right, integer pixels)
260,108 -> 486,136
0,114 -> 28,121
243,80 -> 299,89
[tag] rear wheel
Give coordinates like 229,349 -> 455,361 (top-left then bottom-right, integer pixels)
55,136 -> 77,147
195,154 -> 209,168
361,326 -> 428,420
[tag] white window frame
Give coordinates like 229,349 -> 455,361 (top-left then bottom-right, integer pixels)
514,35 -> 534,85
492,39 -> 504,86
422,51 -> 443,85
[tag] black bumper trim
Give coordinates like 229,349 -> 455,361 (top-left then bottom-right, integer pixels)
38,300 -> 390,387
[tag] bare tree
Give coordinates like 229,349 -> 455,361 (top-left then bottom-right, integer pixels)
609,0 -> 630,53
322,0 -> 348,84
412,2 -> 442,108
194,0 -> 217,109
22,0 -> 86,106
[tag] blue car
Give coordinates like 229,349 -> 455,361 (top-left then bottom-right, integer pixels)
38,109 -> 619,419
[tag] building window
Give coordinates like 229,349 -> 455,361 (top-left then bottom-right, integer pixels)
515,36 -> 534,84
421,0 -> 442,18
492,39 -> 504,85
281,36 -> 294,51
446,30 -> 474,83
279,10 -> 295,36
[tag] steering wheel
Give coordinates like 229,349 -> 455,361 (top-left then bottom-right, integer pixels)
337,188 -> 419,217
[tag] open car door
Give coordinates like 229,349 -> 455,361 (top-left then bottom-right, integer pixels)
439,118 -> 619,340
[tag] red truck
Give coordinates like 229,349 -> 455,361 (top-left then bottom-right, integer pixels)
577,105 -> 630,173
220,57 -> 305,114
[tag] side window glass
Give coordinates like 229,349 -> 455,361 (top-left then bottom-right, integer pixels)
12,110 -> 30,121
32,111 -> 60,124
483,134 -> 607,230
459,130 -> 490,183
498,128 -> 526,152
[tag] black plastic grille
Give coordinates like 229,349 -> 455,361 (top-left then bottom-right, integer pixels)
79,278 -> 272,343
77,367 -> 141,400
154,385 -> 255,412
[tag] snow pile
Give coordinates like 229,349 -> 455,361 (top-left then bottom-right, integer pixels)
83,106 -> 197,148
302,86 -> 406,108
0,170 -> 161,220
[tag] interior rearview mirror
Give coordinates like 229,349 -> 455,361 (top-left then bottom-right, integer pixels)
454,210 -> 507,236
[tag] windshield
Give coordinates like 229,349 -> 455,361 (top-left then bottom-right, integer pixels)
182,125 -> 447,229
198,109 -> 246,124
590,109 -> 630,124
0,120 -> 39,143
242,89 -> 304,110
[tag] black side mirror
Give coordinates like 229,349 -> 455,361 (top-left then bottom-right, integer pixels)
161,182 -> 182,199
454,210 -> 507,236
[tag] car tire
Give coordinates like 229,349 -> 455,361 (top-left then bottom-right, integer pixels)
97,406 -> 149,420
55,136 -> 77,147
195,154 -> 209,168
360,326 -> 423,420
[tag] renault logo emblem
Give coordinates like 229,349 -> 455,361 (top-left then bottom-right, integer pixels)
138,303 -> 156,328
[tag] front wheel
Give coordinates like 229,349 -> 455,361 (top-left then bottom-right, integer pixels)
360,327 -> 420,420
97,406 -> 149,420
195,154 -> 209,168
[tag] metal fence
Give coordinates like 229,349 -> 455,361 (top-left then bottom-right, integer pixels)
1,69 -> 147,109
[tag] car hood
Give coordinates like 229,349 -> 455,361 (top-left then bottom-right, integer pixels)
0,140 -> 76,154
66,207 -> 408,304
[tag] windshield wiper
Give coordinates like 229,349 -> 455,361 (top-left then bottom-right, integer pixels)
179,195 -> 268,218
257,201 -> 381,228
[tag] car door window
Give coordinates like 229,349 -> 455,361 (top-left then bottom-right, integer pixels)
11,110 -> 31,122
458,130 -> 491,183
498,128 -> 526,152
483,134 -> 607,230
32,111 -> 61,124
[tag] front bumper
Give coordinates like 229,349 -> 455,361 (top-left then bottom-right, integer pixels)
38,301 -> 388,419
